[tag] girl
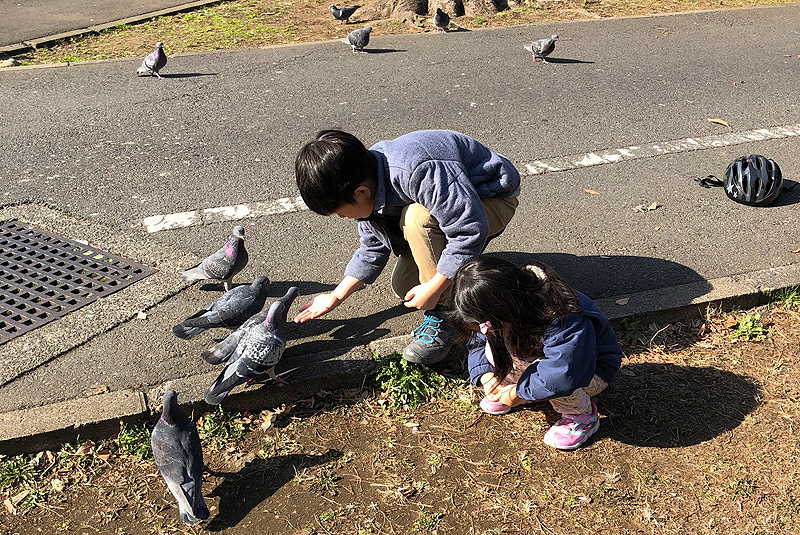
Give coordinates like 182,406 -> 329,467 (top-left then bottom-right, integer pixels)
448,256 -> 622,450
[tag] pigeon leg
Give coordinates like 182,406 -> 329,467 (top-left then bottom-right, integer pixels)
541,58 -> 549,64
154,71 -> 164,79
223,279 -> 232,292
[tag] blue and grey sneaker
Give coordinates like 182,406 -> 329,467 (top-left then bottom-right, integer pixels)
402,308 -> 456,364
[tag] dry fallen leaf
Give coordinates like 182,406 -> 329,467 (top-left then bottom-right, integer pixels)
51,478 -> 65,492
723,316 -> 739,329
584,189 -> 600,195
4,498 -> 16,515
707,118 -> 730,128
137,311 -> 148,320
647,201 -> 661,211
403,422 -> 421,428
615,298 -> 630,306
792,248 -> 800,254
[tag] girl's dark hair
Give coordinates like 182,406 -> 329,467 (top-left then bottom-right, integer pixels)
295,129 -> 378,215
447,256 -> 580,384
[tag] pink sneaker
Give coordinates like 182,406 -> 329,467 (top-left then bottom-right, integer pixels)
542,398 -> 600,450
480,396 -> 511,415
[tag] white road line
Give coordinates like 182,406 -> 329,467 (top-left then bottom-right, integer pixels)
142,123 -> 800,233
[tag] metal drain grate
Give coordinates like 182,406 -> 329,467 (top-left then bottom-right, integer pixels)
0,220 -> 154,345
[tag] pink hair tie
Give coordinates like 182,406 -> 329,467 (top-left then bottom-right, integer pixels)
479,321 -> 492,335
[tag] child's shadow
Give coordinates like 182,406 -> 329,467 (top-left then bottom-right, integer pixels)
205,450 -> 342,531
592,362 -> 760,447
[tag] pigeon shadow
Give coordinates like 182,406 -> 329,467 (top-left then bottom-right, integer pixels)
541,57 -> 595,64
596,363 -> 760,447
364,48 -> 406,54
205,450 -> 342,531
492,251 -> 709,300
160,72 -> 219,78
200,279 -> 335,296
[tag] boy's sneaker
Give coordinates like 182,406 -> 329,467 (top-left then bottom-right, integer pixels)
479,396 -> 511,415
542,398 -> 600,450
402,308 -> 455,365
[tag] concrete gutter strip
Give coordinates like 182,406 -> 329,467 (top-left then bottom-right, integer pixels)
0,261 -> 797,455
0,0 -> 227,56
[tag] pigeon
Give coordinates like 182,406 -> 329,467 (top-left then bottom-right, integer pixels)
172,276 -> 270,339
434,8 -> 450,32
150,390 -> 209,526
180,226 -> 248,291
203,286 -> 299,405
137,42 -> 168,78
342,26 -> 372,54
523,34 -> 559,63
329,4 -> 360,23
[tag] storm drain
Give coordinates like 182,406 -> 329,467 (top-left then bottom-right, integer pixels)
0,220 -> 154,344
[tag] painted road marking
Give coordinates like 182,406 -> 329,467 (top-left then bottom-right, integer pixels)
142,123 -> 800,232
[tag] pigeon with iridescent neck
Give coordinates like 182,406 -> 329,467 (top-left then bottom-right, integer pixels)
172,276 -> 270,339
180,226 -> 248,291
203,286 -> 299,405
329,4 -> 360,23
137,42 -> 168,78
150,390 -> 209,526
523,34 -> 559,63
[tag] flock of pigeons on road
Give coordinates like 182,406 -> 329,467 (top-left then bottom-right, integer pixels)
136,5 -> 560,75
151,225 -> 301,525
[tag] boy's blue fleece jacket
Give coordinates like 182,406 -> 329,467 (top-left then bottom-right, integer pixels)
468,291 -> 623,401
344,130 -> 521,284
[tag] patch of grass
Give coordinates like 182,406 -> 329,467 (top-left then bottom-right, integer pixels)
371,352 -> 446,410
296,466 -> 341,495
0,455 -> 38,492
727,477 -> 757,500
771,286 -> 800,311
198,406 -> 245,449
260,432 -> 302,457
117,422 -> 153,460
413,511 -> 444,532
730,314 -> 768,341
620,318 -> 643,345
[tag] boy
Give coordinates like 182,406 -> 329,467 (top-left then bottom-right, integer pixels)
293,129 -> 520,364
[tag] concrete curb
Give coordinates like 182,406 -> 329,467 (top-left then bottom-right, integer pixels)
0,0 -> 226,57
1,261 -> 797,455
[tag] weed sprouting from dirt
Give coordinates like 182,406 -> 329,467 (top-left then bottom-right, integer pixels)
117,422 -> 153,460
413,510 -> 444,532
198,406 -> 245,449
0,455 -> 38,492
371,352 -> 446,410
771,286 -> 800,311
731,313 -> 768,341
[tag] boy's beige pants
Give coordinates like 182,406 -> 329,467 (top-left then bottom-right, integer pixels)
390,196 -> 519,301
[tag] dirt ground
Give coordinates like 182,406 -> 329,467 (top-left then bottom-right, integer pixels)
2,300 -> 799,534
12,0 -> 796,65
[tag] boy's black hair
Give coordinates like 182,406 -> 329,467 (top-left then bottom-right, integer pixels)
447,256 -> 580,384
295,129 -> 379,215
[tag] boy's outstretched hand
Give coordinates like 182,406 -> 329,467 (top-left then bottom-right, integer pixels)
294,293 -> 340,323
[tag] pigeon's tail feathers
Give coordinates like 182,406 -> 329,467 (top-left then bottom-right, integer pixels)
201,335 -> 240,365
203,365 -> 246,405
178,495 -> 210,526
172,323 -> 206,340
180,266 -> 208,283
341,37 -> 351,44
136,66 -> 152,76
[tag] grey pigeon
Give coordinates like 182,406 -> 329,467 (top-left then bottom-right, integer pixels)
203,286 -> 299,405
180,226 -> 248,291
150,390 -> 209,526
172,276 -> 270,339
342,26 -> 372,54
329,4 -> 360,23
137,42 -> 167,78
434,8 -> 450,32
523,34 -> 559,63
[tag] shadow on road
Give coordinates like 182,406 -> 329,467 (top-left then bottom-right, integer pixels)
160,72 -> 220,78
365,48 -> 406,54
544,57 -> 595,64
493,251 -> 710,300
205,449 -> 342,531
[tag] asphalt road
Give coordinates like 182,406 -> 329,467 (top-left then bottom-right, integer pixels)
1,6 -> 799,411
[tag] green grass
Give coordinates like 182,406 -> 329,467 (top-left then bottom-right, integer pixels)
413,511 -> 444,532
371,352 -> 446,410
118,422 -> 153,460
199,406 -> 245,449
770,286 -> 800,311
0,455 -> 38,492
730,314 -> 768,341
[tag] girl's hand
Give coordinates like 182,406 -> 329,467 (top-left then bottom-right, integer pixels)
490,384 -> 523,407
294,293 -> 341,323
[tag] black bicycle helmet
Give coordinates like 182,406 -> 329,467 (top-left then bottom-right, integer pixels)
723,155 -> 783,206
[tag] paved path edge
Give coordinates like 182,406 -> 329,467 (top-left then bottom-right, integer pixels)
1,262 -> 797,455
